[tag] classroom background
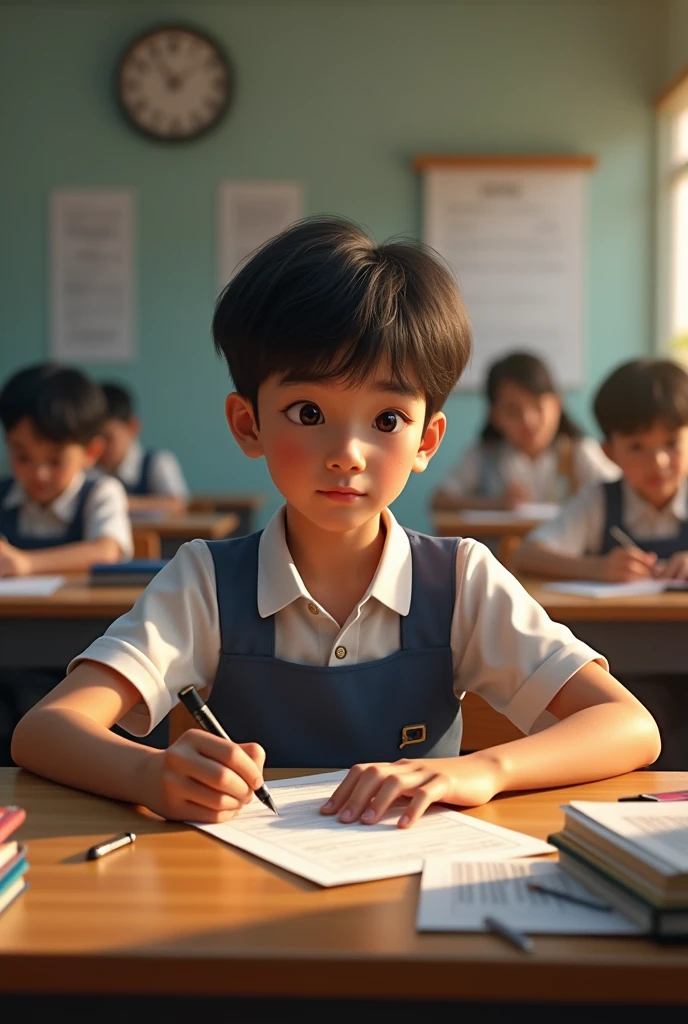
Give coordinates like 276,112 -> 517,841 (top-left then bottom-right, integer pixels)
2,0 -> 687,533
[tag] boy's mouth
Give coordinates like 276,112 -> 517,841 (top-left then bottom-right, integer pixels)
317,488 -> 365,501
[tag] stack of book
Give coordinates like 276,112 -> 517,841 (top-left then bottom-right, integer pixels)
549,800 -> 688,941
0,805 -> 28,917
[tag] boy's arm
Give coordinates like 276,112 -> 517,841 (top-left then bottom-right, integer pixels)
11,661 -> 265,820
0,535 -> 122,576
322,661 -> 661,828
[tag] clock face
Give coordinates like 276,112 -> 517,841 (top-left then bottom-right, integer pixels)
117,26 -> 232,142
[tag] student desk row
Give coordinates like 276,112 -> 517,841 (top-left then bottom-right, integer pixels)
188,492 -> 267,535
131,511 -> 239,559
432,509 -> 540,563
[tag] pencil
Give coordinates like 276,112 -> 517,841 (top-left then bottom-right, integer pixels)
483,915 -> 534,953
609,525 -> 637,550
526,882 -> 613,911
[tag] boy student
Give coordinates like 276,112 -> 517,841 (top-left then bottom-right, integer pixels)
0,364 -> 133,575
98,382 -> 188,516
12,219 -> 659,827
512,359 -> 688,583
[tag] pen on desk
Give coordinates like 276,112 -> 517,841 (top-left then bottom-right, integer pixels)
86,831 -> 136,860
483,915 -> 534,954
526,882 -> 613,911
609,525 -> 637,550
178,685 -> 279,816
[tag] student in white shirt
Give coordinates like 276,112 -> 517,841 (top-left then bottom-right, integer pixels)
432,352 -> 618,512
12,218 -> 659,827
0,365 -> 132,575
98,383 -> 188,516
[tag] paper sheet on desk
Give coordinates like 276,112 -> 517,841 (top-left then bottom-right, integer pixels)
541,580 -> 688,599
459,503 -> 559,524
0,575 -> 65,596
190,771 -> 555,887
417,857 -> 641,935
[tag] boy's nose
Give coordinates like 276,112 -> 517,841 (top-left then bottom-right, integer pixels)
325,436 -> 366,472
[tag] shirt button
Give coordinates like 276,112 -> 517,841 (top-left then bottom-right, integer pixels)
307,603 -> 319,615
335,646 -> 347,660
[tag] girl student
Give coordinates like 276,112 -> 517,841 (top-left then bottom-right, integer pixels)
432,351 -> 618,512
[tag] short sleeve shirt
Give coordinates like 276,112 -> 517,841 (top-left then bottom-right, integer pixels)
70,507 -> 607,738
116,439 -> 188,498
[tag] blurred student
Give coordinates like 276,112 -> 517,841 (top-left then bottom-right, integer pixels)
0,365 -> 132,576
98,383 -> 188,516
512,359 -> 688,582
432,352 -> 618,512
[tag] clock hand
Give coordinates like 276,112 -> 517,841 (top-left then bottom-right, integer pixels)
150,42 -> 178,90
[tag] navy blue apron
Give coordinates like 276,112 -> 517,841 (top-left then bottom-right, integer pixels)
206,528 -> 463,769
123,450 -> 155,496
600,480 -> 688,559
0,477 -> 96,550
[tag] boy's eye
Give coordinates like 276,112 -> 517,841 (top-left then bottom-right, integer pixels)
285,402 -> 324,426
374,411 -> 404,433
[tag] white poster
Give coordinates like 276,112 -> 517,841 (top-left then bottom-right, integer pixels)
423,166 -> 589,389
218,181 -> 303,288
50,190 -> 134,362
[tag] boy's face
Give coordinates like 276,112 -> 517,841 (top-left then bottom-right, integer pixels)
603,421 -> 688,509
227,368 -> 445,534
98,416 -> 139,472
4,416 -> 103,507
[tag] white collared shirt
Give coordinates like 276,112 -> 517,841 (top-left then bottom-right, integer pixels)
71,507 -> 605,740
436,437 -> 619,502
115,439 -> 188,498
1,471 -> 133,559
527,479 -> 688,555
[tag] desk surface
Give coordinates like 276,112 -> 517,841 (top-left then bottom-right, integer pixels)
0,575 -> 143,619
188,492 -> 267,512
1,768 -> 687,1002
131,511 -> 238,540
522,577 -> 688,622
433,510 -> 546,538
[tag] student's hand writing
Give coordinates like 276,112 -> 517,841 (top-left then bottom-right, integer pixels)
500,482 -> 531,510
320,753 -> 504,829
654,551 -> 688,580
600,546 -> 657,582
0,540 -> 32,577
142,728 -> 266,822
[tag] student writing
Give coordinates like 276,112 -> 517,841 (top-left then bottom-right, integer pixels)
512,359 -> 688,582
12,219 -> 660,827
98,382 -> 189,516
0,365 -> 132,576
432,352 -> 618,512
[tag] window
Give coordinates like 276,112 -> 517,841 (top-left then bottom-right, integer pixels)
657,74 -> 688,366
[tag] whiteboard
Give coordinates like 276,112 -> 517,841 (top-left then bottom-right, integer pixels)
50,190 -> 134,363
422,165 -> 589,389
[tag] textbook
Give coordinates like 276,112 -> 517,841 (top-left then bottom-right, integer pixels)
89,559 -> 168,586
549,800 -> 688,940
0,806 -> 29,918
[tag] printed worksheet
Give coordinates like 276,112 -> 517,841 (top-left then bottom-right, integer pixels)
0,576 -> 65,596
417,857 -> 641,935
190,771 -> 555,887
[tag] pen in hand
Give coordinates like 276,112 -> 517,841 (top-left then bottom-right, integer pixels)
178,685 -> 278,816
609,525 -> 637,551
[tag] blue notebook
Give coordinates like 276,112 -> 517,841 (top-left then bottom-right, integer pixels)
89,560 -> 168,586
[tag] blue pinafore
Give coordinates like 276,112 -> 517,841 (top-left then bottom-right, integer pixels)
205,529 -> 463,768
122,450 -> 155,496
600,480 -> 688,558
0,477 -> 96,549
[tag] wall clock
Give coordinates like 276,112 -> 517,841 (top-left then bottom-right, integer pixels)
116,25 -> 232,142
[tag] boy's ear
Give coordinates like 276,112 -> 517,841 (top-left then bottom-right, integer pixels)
83,435 -> 105,468
130,415 -> 142,439
411,412 -> 446,474
602,437 -> 621,467
225,393 -> 263,458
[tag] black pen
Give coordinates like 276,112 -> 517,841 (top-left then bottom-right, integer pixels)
178,685 -> 278,815
86,831 -> 136,860
527,882 -> 613,911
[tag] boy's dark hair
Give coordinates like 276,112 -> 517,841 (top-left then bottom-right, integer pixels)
212,216 -> 471,422
102,382 -> 135,422
593,359 -> 688,438
480,351 -> 581,442
0,364 -> 106,445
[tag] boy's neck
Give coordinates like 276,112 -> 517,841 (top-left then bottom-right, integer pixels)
283,505 -> 386,627
628,478 -> 683,512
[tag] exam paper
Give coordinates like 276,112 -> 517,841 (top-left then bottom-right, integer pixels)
0,576 -> 65,596
416,857 -> 641,935
540,580 -> 686,599
460,503 -> 559,524
190,771 -> 555,887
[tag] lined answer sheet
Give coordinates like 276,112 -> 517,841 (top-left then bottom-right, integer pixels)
190,771 -> 555,887
417,858 -> 641,934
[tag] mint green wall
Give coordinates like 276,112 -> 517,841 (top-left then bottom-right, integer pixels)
0,1 -> 665,530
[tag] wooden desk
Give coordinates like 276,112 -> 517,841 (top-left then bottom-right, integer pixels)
0,768 -> 687,1010
433,510 -> 544,563
188,493 -> 266,535
132,511 -> 239,558
0,577 -> 143,668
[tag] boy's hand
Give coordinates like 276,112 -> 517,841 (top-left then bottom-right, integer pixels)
600,546 -> 657,582
320,753 -> 504,829
655,551 -> 688,580
500,482 -> 531,510
142,728 -> 266,823
0,540 -> 32,577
